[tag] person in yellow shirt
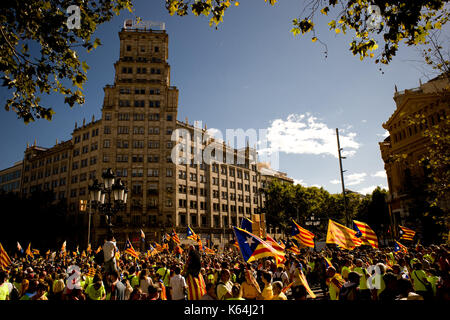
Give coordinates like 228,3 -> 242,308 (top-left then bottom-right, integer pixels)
0,271 -> 10,300
326,267 -> 344,300
257,271 -> 273,300
240,270 -> 260,300
353,259 -> 370,300
85,275 -> 106,300
341,259 -> 352,281
271,281 -> 288,300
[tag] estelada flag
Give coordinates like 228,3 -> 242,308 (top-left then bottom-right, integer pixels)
154,243 -> 164,252
399,226 -> 415,241
284,239 -> 301,255
174,245 -> 184,254
290,219 -> 315,248
326,219 -> 362,250
394,240 -> 408,253
0,243 -> 11,269
353,220 -> 379,249
171,229 -> 181,245
241,218 -> 253,233
187,226 -> 198,241
233,226 -> 285,265
124,239 -> 139,259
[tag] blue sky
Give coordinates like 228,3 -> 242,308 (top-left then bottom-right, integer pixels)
0,1 -> 441,194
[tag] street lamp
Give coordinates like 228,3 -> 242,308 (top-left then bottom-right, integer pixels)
88,169 -> 128,242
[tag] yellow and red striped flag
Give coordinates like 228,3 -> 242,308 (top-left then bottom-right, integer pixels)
290,219 -> 315,248
124,239 -> 139,259
0,243 -> 11,269
171,229 -> 181,245
399,226 -> 415,241
298,269 -> 316,299
353,220 -> 379,249
285,239 -> 301,255
326,220 -> 362,250
154,243 -> 164,252
204,246 -> 216,255
265,235 -> 285,252
281,282 -> 294,294
86,267 -> 96,278
186,273 -> 206,300
233,227 -> 286,265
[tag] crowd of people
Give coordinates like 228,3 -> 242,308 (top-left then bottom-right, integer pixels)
0,236 -> 449,301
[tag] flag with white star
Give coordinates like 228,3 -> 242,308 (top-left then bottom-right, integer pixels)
233,226 -> 285,264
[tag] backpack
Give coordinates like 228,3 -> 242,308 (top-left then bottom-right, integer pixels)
9,286 -> 20,301
273,272 -> 283,283
216,281 -> 226,300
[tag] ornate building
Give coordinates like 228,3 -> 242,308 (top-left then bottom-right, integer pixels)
379,74 -> 449,231
13,23 -> 279,248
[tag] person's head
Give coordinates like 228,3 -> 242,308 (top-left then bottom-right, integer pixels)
108,270 -> 120,283
174,266 -> 181,275
348,271 -> 361,284
107,233 -> 115,242
383,273 -> 397,290
147,284 -> 161,300
392,264 -> 401,275
0,271 -> 7,284
272,281 -> 283,296
277,265 -> 284,273
355,259 -> 363,268
326,266 -> 336,278
292,285 -> 307,300
36,281 -> 47,296
261,271 -> 272,285
220,269 -> 230,282
413,262 -> 423,270
205,283 -> 216,297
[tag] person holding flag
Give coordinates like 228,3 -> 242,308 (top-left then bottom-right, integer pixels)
183,246 -> 206,300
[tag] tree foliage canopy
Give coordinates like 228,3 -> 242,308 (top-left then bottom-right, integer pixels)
0,0 -> 133,123
165,0 -> 449,68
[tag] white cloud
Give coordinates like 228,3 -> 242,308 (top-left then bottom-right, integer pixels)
358,184 -> 388,195
261,113 -> 360,158
362,120 -> 367,123
330,179 -> 340,184
293,179 -> 306,186
371,170 -> 387,178
345,173 -> 367,186
377,131 -> 390,138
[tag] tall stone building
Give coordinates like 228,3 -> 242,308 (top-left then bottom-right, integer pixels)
379,74 -> 449,229
16,23 -> 268,248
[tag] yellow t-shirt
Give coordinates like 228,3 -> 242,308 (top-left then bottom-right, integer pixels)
261,284 -> 273,300
240,281 -> 259,299
0,283 -> 9,300
272,292 -> 287,300
353,267 -> 368,290
85,284 -> 106,300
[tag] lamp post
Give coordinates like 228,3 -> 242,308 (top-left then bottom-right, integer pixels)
88,169 -> 128,242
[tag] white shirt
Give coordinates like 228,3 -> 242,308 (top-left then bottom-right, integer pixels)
170,274 -> 186,300
138,277 -> 153,294
103,241 -> 117,262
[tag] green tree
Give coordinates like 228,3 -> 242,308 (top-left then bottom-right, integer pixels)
166,0 -> 449,69
1,0 -> 133,123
